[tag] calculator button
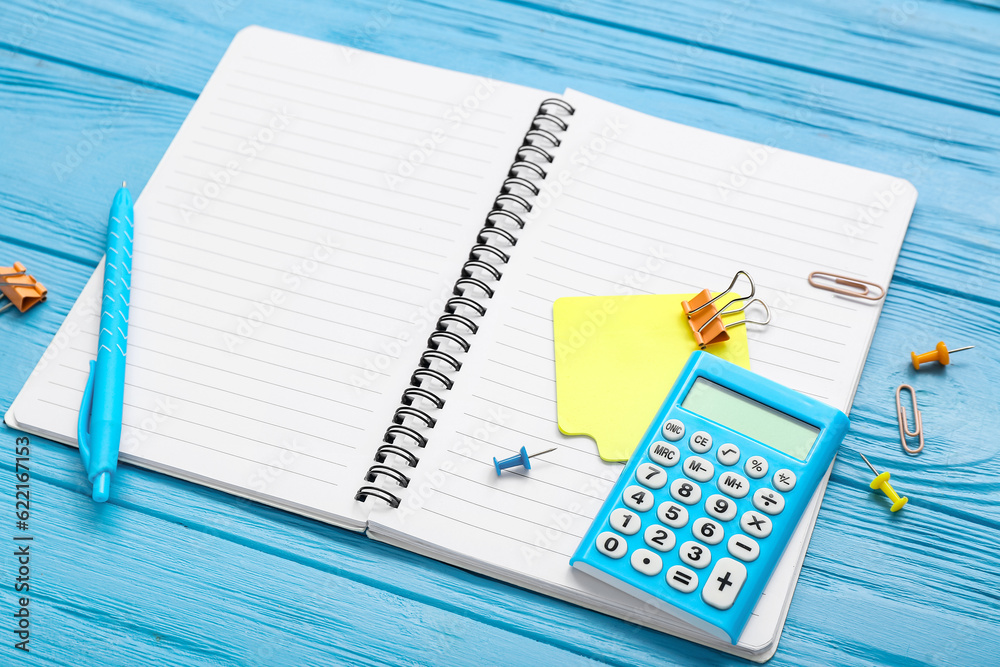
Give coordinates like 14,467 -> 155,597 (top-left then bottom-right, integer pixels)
744,455 -> 768,479
596,531 -> 628,559
704,494 -> 737,522
630,548 -> 663,576
717,471 -> 750,498
656,501 -> 689,528
635,462 -> 667,489
701,558 -> 747,611
740,511 -> 773,538
670,478 -> 702,505
692,517 -> 724,545
623,485 -> 654,512
682,456 -> 714,482
727,535 -> 760,562
689,430 -> 713,453
648,442 -> 681,467
666,565 -> 698,593
679,541 -> 712,569
772,469 -> 797,492
609,508 -> 641,535
716,443 -> 740,466
752,488 -> 785,515
643,525 -> 676,552
661,419 -> 685,441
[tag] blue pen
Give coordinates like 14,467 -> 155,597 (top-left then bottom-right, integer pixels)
78,182 -> 134,503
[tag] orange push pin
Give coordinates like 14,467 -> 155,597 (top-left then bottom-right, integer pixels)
859,453 -> 908,512
910,341 -> 974,370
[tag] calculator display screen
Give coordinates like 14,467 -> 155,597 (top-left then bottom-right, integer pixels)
681,378 -> 820,460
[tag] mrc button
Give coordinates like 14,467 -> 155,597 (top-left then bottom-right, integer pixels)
661,419 -> 685,441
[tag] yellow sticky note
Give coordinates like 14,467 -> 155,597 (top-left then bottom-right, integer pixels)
553,294 -> 750,462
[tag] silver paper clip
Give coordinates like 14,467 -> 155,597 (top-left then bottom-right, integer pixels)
895,384 -> 924,455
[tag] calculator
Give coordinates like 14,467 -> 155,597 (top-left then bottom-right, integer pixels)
570,351 -> 849,644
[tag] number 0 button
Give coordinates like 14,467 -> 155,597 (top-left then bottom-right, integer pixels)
596,531 -> 628,559
623,485 -> 654,512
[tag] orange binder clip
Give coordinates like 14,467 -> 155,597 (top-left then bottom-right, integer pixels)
681,271 -> 770,348
0,262 -> 48,315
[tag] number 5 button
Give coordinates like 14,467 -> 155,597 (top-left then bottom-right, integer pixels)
623,485 -> 654,512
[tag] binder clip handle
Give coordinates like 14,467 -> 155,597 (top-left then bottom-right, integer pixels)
686,270 -> 755,318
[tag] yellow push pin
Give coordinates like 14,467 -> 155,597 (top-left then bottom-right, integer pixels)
910,341 -> 974,370
859,453 -> 908,512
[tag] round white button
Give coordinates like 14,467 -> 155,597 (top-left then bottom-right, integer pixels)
717,471 -> 750,499
772,468 -> 797,492
644,525 -> 676,552
679,540 -> 712,569
666,565 -> 698,593
716,443 -> 740,466
630,548 -> 663,576
704,494 -> 737,522
689,430 -> 712,453
727,534 -> 760,562
648,442 -> 681,467
752,488 -> 785,515
622,485 -> 654,512
744,455 -> 768,479
661,419 -> 685,441
635,462 -> 667,489
740,511 -> 773,539
670,478 -> 702,505
596,531 -> 628,559
609,507 -> 641,535
682,456 -> 715,482
656,501 -> 689,528
692,517 -> 724,545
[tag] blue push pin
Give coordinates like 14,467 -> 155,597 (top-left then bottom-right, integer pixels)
493,446 -> 557,476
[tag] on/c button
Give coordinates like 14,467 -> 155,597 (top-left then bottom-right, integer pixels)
662,419 -> 685,441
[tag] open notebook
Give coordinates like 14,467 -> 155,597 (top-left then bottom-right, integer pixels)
6,27 -> 916,661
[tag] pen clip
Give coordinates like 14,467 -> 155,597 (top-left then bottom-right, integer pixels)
77,360 -> 96,470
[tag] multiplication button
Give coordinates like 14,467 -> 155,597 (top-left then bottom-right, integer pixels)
648,442 -> 681,467
740,511 -> 773,538
661,419 -> 685,441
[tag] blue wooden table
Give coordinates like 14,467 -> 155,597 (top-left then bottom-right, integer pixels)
2,2 -> 999,665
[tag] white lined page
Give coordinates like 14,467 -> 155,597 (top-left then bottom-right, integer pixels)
8,26 -> 552,529
370,90 -> 916,653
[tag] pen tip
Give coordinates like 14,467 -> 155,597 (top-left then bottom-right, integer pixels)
122,180 -> 127,188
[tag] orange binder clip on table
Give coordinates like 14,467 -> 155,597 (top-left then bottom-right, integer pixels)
681,271 -> 770,348
1,262 -> 48,315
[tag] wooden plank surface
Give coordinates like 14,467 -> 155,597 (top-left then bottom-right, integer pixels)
2,1 -> 998,665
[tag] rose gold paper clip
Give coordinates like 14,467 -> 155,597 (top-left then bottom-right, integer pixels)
808,271 -> 885,301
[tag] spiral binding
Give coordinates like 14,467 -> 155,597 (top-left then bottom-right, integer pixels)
355,98 -> 575,508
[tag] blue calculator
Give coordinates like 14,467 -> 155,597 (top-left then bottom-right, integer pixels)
571,351 -> 849,644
